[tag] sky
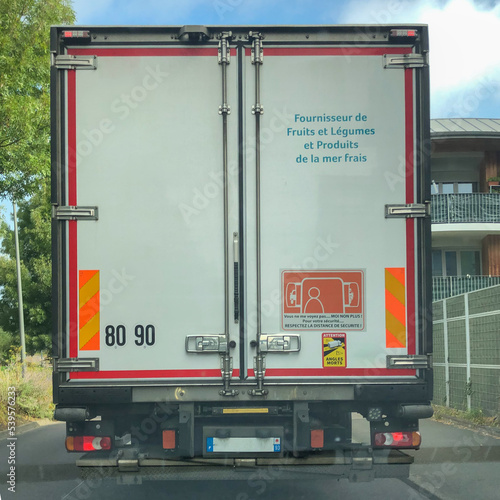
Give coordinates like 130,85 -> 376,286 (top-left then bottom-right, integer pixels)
70,0 -> 500,119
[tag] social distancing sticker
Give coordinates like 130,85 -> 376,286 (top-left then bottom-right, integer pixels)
282,270 -> 364,330
323,333 -> 346,368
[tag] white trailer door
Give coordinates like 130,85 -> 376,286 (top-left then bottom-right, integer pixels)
58,35 -> 425,388
64,45 -> 240,382
244,45 -> 420,380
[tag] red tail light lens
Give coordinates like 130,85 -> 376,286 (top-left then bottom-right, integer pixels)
373,431 -> 421,448
63,30 -> 90,38
66,436 -> 112,452
390,29 -> 417,38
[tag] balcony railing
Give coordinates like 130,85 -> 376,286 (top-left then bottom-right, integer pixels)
433,275 -> 500,301
431,193 -> 500,224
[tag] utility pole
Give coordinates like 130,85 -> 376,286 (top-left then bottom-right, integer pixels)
13,201 -> 27,378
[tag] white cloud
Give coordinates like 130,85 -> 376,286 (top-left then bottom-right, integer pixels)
421,0 -> 500,91
70,0 -> 500,117
340,0 -> 500,118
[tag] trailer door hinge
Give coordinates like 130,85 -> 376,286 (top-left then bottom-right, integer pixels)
249,31 -> 264,65
386,354 -> 433,370
218,31 -> 232,64
219,355 -> 238,396
383,53 -> 427,69
55,358 -> 99,372
53,205 -> 99,221
385,202 -> 430,219
53,54 -> 97,70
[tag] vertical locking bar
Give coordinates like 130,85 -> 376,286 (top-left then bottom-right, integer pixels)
233,232 -> 239,323
218,32 -> 237,396
249,32 -> 267,396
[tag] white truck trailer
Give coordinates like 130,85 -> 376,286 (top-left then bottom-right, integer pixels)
51,24 -> 433,482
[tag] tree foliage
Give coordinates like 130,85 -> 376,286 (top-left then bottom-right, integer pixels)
0,0 -> 75,354
0,181 -> 52,354
0,0 -> 75,199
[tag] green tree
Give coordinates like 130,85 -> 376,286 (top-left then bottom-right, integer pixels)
0,0 -> 75,199
0,181 -> 52,354
0,0 -> 74,355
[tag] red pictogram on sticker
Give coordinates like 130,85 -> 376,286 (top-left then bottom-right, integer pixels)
282,270 -> 364,331
283,271 -> 363,314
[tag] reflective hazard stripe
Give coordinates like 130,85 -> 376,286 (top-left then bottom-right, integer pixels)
385,267 -> 406,348
79,270 -> 100,350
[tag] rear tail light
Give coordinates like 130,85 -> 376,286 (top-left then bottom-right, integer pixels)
66,436 -> 112,452
373,431 -> 421,448
390,29 -> 418,39
63,30 -> 90,38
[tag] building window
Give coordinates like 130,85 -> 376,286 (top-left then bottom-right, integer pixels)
431,182 -> 477,194
432,249 -> 481,277
432,250 -> 443,276
460,250 -> 481,275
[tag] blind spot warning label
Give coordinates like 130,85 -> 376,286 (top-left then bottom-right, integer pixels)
282,270 -> 364,330
323,333 -> 346,368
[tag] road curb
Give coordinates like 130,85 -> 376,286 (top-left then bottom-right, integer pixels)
0,421 -> 40,440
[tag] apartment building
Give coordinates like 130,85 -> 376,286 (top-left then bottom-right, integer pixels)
431,118 -> 500,300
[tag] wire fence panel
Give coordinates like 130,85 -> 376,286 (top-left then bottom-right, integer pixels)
433,285 -> 500,418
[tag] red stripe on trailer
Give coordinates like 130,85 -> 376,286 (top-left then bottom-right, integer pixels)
248,368 -> 416,377
405,68 -> 416,356
71,369 -> 241,379
244,47 -> 412,56
68,48 -> 235,57
68,69 -> 78,360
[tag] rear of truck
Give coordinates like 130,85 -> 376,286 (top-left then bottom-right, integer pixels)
51,24 -> 432,482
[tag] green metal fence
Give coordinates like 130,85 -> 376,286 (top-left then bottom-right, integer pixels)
432,286 -> 500,417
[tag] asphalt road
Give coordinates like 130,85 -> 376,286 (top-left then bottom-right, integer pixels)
0,418 -> 498,500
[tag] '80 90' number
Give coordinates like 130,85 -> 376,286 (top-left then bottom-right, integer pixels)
105,324 -> 155,347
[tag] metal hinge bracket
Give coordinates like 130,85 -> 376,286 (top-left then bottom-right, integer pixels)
259,334 -> 301,352
249,355 -> 268,396
218,31 -> 232,64
387,354 -> 433,370
55,358 -> 99,372
219,355 -> 238,396
384,53 -> 427,69
53,54 -> 97,70
385,202 -> 430,218
249,32 -> 264,65
252,104 -> 264,115
218,104 -> 231,115
185,335 -> 227,353
53,205 -> 99,221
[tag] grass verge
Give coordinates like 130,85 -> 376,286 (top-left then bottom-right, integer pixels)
0,357 -> 53,430
432,404 -> 499,429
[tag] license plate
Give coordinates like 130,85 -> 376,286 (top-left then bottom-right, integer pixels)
206,437 -> 281,453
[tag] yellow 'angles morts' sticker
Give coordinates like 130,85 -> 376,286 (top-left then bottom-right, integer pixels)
323,333 -> 346,368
